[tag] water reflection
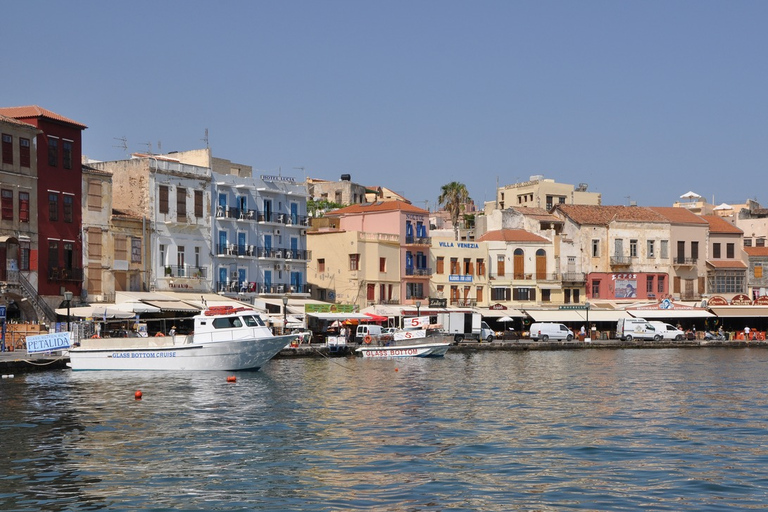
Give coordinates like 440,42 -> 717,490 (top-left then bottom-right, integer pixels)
3,350 -> 768,510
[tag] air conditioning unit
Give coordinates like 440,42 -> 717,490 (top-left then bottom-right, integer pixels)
275,229 -> 281,235
301,229 -> 307,235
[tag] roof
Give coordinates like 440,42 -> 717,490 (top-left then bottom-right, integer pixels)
707,259 -> 748,269
477,229 -> 550,243
0,105 -> 87,129
648,207 -> 709,225
0,114 -> 38,130
744,247 -> 768,257
327,200 -> 428,216
509,206 -> 563,223
555,205 -> 668,226
701,215 -> 743,234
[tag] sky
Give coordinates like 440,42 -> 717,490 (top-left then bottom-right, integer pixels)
4,1 -> 767,211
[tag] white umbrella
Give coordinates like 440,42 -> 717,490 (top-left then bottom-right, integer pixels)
680,191 -> 701,200
497,315 -> 515,323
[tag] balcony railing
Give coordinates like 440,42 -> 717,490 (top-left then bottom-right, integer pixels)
610,256 -> 631,266
161,265 -> 208,278
405,236 -> 432,245
216,281 -> 310,294
254,247 -> 309,259
673,257 -> 697,266
48,266 -> 84,282
450,299 -> 478,307
405,267 -> 432,277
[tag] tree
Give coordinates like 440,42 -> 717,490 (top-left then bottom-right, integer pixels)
438,181 -> 470,241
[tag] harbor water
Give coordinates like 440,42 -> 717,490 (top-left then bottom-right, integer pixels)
3,348 -> 768,511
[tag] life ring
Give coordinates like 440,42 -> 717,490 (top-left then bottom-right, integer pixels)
155,332 -> 165,337
364,335 -> 372,344
91,335 -> 100,339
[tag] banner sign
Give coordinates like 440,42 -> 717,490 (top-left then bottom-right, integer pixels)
394,329 -> 427,341
304,303 -> 355,313
26,332 -> 72,354
405,316 -> 430,330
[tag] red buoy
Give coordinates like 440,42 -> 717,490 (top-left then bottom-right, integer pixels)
227,376 -> 237,383
135,390 -> 143,400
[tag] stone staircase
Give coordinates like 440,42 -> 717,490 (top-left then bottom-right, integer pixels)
2,270 -> 57,325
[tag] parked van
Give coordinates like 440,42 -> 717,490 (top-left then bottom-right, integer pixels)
529,323 -> 574,341
616,317 -> 660,341
355,324 -> 383,343
649,321 -> 685,341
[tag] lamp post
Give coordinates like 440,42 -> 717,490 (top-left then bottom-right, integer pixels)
415,300 -> 421,317
64,291 -> 74,332
585,301 -> 590,342
282,295 -> 289,335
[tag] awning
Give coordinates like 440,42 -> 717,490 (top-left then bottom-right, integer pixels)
627,309 -> 714,319
709,306 -> 768,318
55,304 -> 135,319
364,312 -> 389,322
360,305 -> 404,317
306,312 -> 373,320
526,309 -> 632,323
113,300 -> 161,314
141,300 -> 200,313
475,307 -> 526,318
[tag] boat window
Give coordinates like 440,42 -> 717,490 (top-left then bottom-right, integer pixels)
212,317 -> 244,329
243,315 -> 265,327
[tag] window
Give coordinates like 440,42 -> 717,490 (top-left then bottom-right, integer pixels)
592,239 -> 600,257
464,258 -> 473,275
89,228 -> 102,259
476,286 -> 483,303
115,236 -> 127,261
591,280 -> 601,298
542,289 -> 551,302
450,257 -> 459,274
491,287 -> 510,301
758,238 -> 766,247
658,275 -> 665,293
194,190 -> 203,218
159,185 -> 169,214
712,271 -> 744,294
48,240 -> 59,268
88,180 -> 102,210
477,259 -> 485,276
19,192 -> 29,222
379,257 -> 386,272
713,243 -> 721,259
647,276 -> 654,293
660,240 -> 668,259
745,238 -> 753,247
691,241 -> 699,260
2,134 -> 12,164
63,195 -> 73,223
406,282 -> 424,300
755,263 -> 763,279
1,189 -> 12,220
436,256 -> 444,274
573,289 -> 580,303
367,283 -> 375,301
88,265 -> 102,294
19,242 -> 29,270
349,254 -> 360,271
19,138 -> 30,167
513,287 -> 535,301
131,238 -> 142,263
318,259 -> 325,273
62,140 -> 73,169
48,137 -> 58,166
630,239 -> 638,257
677,241 -> 686,264
648,240 -> 655,258
48,193 -> 58,221
176,187 -> 187,219
727,243 -> 735,259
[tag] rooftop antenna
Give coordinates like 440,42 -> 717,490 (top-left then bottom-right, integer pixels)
157,140 -> 162,153
113,136 -> 128,155
201,128 -> 209,148
141,142 -> 153,155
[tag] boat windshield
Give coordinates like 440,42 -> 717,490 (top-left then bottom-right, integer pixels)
242,315 -> 265,327
212,317 -> 244,329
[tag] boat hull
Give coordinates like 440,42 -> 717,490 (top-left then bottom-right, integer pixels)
67,335 -> 295,371
355,342 -> 451,358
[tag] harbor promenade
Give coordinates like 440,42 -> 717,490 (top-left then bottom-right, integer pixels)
2,338 -> 766,375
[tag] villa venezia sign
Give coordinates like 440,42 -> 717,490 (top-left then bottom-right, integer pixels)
438,242 -> 480,249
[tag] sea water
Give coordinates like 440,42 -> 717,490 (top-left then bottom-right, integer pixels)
2,348 -> 768,511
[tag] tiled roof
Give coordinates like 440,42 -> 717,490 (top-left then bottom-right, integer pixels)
555,204 -> 668,225
0,105 -> 87,129
0,114 -> 38,130
327,200 -> 428,216
510,206 -> 563,223
701,215 -> 743,234
744,247 -> 768,257
477,229 -> 550,243
648,206 -> 709,225
706,259 -> 748,269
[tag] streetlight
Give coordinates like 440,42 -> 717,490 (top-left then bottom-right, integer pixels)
585,301 -> 590,342
282,295 -> 289,334
415,300 -> 421,317
64,291 -> 74,332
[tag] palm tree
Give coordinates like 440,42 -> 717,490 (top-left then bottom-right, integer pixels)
438,181 -> 470,241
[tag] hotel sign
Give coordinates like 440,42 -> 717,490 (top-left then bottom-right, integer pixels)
260,175 -> 295,183
449,275 -> 473,283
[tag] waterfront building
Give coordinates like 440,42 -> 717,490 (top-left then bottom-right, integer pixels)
81,164 -> 114,303
430,236 -> 488,307
0,114 -> 43,322
306,175 -> 368,206
702,215 -> 747,295
317,201 -> 430,307
733,200 -> 768,248
491,175 -> 601,212
554,205 -> 671,302
476,229 -> 556,306
0,106 -> 87,320
648,207 -> 709,301
743,247 -> 768,299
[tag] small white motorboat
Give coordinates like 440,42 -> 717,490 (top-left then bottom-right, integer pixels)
67,306 -> 296,371
355,329 -> 451,358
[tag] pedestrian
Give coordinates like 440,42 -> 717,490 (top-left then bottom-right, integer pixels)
169,325 -> 176,336
745,325 -> 751,340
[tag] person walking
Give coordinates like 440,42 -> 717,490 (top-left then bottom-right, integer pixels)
745,325 -> 751,341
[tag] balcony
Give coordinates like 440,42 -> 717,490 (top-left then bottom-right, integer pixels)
673,257 -> 697,267
216,281 -> 310,294
161,265 -> 208,278
450,298 -> 477,307
48,266 -> 84,282
610,256 -> 631,267
561,272 -> 587,283
405,235 -> 432,246
255,247 -> 308,259
405,267 -> 432,277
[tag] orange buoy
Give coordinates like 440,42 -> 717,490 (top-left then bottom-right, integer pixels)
364,335 -> 372,344
135,390 -> 143,400
395,368 -> 399,372
227,376 -> 237,383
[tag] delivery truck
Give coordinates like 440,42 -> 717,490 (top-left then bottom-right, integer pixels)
435,311 -> 494,342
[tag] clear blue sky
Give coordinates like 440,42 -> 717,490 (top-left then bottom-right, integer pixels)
4,1 -> 767,210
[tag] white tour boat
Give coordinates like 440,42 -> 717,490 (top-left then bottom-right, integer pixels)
355,329 -> 451,358
67,306 -> 296,371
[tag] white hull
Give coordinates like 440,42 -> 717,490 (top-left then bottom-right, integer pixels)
68,335 -> 294,371
356,342 -> 451,358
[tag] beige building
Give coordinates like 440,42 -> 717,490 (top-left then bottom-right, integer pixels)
82,165 -> 114,302
307,175 -> 368,206
306,229 -> 401,309
430,236 -> 489,307
493,175 -> 601,211
702,215 -> 747,296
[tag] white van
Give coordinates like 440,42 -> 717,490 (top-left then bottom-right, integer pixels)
649,322 -> 685,341
617,317 -> 660,341
355,324 -> 383,343
529,323 -> 574,341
